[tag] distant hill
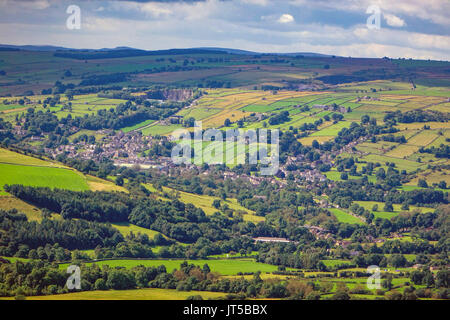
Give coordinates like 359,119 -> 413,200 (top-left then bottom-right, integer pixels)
0,44 -> 332,58
195,47 -> 333,57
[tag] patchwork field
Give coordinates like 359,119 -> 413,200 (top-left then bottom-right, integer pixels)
0,93 -> 127,123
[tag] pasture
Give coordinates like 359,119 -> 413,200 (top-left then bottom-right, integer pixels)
111,222 -> 166,240
0,163 -> 90,195
0,148 -> 125,195
328,208 -> 365,225
59,258 -> 293,275
354,201 -> 435,220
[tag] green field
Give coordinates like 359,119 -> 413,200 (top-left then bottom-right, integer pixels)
0,147 -> 124,195
0,148 -> 63,167
59,258 -> 293,275
321,259 -> 352,267
328,208 -> 365,225
354,201 -> 435,219
121,119 -> 155,133
311,121 -> 353,136
325,170 -> 376,183
0,163 -> 89,195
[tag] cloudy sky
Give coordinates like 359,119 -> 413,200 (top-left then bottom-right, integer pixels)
0,0 -> 449,60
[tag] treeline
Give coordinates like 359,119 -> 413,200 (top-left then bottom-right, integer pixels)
13,99 -> 183,139
328,178 -> 447,207
0,209 -> 123,251
54,48 -> 225,60
5,185 -> 132,222
0,118 -> 15,145
420,144 -> 450,159
384,110 -> 449,123
4,185 -> 238,243
268,111 -> 290,125
3,258 -> 449,299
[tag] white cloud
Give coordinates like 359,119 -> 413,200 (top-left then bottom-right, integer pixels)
139,3 -> 173,18
0,0 -> 448,60
0,0 -> 50,10
290,0 -> 450,26
278,14 -> 294,23
240,0 -> 269,6
384,14 -> 405,27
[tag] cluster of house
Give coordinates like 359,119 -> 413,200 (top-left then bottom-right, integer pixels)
160,115 -> 184,126
357,96 -> 380,102
312,104 -> 349,113
49,130 -> 156,164
298,169 -> 327,183
222,171 -> 286,188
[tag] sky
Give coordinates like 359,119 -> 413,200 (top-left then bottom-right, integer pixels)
0,0 -> 449,60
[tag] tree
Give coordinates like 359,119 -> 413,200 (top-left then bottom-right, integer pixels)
435,270 -> 449,288
332,291 -> 350,300
382,275 -> 393,290
212,200 -> 221,209
389,254 -> 407,268
383,202 -> 393,212
115,176 -> 124,186
424,273 -> 435,288
106,269 -> 135,290
376,168 -> 386,180
340,172 -> 348,180
401,202 -> 409,211
418,179 -> 428,188
224,118 -> 231,127
312,140 -> 319,149
411,271 -> 425,285
94,278 -> 107,290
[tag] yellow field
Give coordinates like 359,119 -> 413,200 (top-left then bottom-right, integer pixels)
0,195 -> 49,221
111,222 -> 166,239
173,188 -> 264,223
298,136 -> 334,146
86,175 -> 127,193
0,148 -> 63,167
425,102 -> 450,113
396,122 -> 450,130
181,90 -> 323,129
396,96 -> 447,110
385,144 -> 420,158
406,169 -> 450,186
407,131 -> 439,146
0,288 -> 227,300
148,184 -> 264,223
